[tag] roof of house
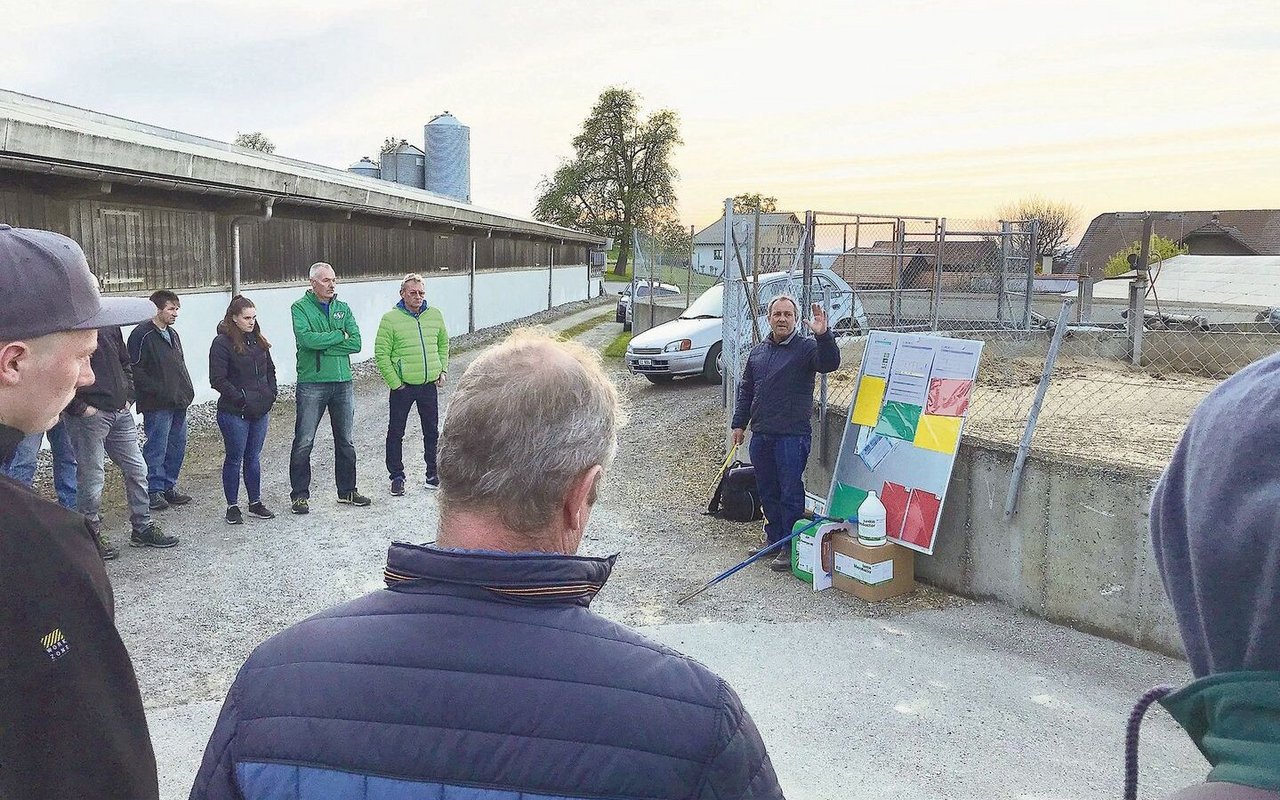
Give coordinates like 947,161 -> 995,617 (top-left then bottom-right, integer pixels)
692,213 -> 802,245
1069,211 -> 1280,275
1091,254 -> 1280,307
0,89 -> 602,244
828,239 -> 1001,285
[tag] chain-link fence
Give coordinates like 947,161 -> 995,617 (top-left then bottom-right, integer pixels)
713,205 -> 1280,474
627,228 -> 718,331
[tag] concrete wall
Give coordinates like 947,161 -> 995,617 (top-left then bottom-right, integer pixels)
805,409 -> 1182,656
136,265 -> 599,405
631,299 -> 687,336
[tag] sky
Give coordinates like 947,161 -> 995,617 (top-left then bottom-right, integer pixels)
4,0 -> 1279,241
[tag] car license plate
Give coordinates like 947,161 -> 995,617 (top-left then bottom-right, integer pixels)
637,358 -> 653,366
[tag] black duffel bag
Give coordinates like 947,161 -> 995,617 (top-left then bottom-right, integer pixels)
708,461 -> 764,522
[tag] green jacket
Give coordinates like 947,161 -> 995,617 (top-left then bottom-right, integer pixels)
291,291 -> 361,383
1161,672 -> 1280,794
374,301 -> 448,390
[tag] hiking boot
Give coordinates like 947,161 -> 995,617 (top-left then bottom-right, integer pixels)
97,534 -> 120,561
225,505 -> 244,525
246,501 -> 275,519
338,490 -> 372,507
390,477 -> 405,496
130,523 -> 179,549
163,488 -> 192,506
769,551 -> 791,572
290,498 -> 310,515
148,492 -> 170,511
424,475 -> 439,490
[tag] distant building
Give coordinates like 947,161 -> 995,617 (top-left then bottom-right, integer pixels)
1070,210 -> 1280,279
691,212 -> 803,275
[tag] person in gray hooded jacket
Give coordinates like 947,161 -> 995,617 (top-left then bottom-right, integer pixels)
1126,352 -> 1280,800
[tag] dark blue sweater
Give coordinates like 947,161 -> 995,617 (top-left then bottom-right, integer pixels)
732,330 -> 841,436
190,543 -> 783,800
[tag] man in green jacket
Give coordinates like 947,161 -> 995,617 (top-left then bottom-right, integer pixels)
288,262 -> 370,513
374,273 -> 449,496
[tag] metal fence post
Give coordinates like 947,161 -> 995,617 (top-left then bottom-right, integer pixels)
997,221 -> 1010,327
1022,219 -> 1039,330
1005,298 -> 1075,518
931,217 -> 946,330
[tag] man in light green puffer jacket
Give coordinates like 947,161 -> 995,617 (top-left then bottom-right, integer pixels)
374,273 -> 449,497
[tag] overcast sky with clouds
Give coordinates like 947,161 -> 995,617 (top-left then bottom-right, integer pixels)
5,0 -> 1278,237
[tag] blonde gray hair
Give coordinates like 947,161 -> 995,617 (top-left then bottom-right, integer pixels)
308,262 -> 334,280
438,328 -> 624,534
401,273 -> 424,289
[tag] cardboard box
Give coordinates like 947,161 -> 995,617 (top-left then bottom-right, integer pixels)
791,521 -> 850,591
831,532 -> 915,601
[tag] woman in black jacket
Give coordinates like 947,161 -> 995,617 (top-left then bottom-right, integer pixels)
209,296 -> 278,525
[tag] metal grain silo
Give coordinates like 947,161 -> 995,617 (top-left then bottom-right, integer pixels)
380,142 -> 426,189
348,156 -> 381,179
424,111 -> 470,203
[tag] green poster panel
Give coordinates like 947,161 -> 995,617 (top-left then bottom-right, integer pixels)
873,401 -> 922,440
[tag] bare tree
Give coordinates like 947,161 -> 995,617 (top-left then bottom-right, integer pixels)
232,132 -> 275,154
996,196 -> 1080,257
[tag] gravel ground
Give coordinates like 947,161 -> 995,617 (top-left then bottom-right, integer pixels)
70,300 -> 963,712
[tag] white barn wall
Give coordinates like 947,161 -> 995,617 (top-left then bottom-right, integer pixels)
137,265 -> 594,406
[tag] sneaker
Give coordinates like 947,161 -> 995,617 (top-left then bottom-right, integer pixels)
225,505 -> 244,525
390,477 -> 405,496
338,490 -> 372,507
148,492 -> 170,511
97,534 -> 120,561
130,523 -> 179,549
291,498 -> 310,515
424,475 -> 439,490
769,550 -> 791,572
246,501 -> 275,519
163,488 -> 192,506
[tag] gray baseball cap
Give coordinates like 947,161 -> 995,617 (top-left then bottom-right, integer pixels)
0,224 -> 157,340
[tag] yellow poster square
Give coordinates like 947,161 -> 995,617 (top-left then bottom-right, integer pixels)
851,376 -> 887,427
914,413 -> 962,454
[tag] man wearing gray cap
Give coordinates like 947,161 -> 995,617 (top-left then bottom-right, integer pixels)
0,225 -> 160,799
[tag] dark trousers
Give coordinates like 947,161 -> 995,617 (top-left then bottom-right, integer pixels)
749,433 -> 811,549
141,408 -> 188,494
290,381 -> 356,500
0,422 -> 77,509
217,411 -> 270,506
386,382 -> 439,481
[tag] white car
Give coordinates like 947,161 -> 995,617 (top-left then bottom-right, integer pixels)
625,269 -> 868,384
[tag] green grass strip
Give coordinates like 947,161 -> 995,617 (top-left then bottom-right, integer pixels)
603,331 -> 632,359
557,311 -> 615,342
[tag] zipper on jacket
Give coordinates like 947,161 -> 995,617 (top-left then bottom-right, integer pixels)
416,315 -> 431,381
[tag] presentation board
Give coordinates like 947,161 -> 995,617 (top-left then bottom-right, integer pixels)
827,331 -> 983,555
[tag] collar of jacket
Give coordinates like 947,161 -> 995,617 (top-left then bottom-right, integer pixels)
383,541 -> 617,607
396,298 -> 431,317
0,422 -> 23,463
1160,671 -> 1280,791
768,329 -> 799,346
305,289 -> 338,308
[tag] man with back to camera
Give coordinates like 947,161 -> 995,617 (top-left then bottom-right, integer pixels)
190,328 -> 785,800
374,272 -> 448,496
288,261 -> 369,513
0,224 -> 160,799
732,294 -> 840,571
127,289 -> 196,511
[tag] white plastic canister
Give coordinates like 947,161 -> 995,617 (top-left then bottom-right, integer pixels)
857,490 -> 887,546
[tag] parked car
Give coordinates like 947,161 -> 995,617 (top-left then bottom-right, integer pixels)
616,280 -> 681,330
625,269 -> 868,384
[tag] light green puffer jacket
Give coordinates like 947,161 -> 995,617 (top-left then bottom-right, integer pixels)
374,301 -> 449,390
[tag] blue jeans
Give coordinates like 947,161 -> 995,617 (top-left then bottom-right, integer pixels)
0,422 -> 77,509
750,433 -> 812,550
386,382 -> 439,481
62,408 -> 153,532
217,411 -> 270,506
142,408 -> 189,494
290,381 -> 356,500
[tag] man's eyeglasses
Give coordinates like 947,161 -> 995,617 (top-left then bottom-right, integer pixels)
404,290 -> 426,297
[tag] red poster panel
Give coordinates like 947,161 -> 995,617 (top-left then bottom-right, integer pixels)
880,480 -> 909,540
901,489 -> 942,552
926,378 -> 973,417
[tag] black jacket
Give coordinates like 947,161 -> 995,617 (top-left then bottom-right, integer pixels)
191,544 -> 783,800
0,423 -> 159,799
127,320 -> 195,412
209,324 -> 278,420
733,329 -> 841,436
68,326 -> 133,416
